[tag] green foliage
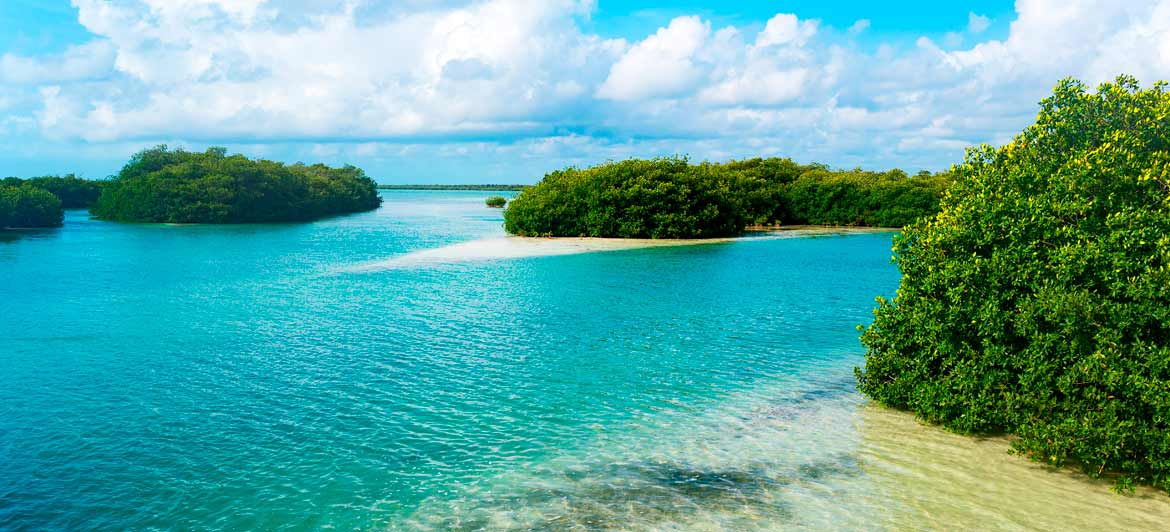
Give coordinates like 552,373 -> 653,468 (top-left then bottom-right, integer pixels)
3,175 -> 104,209
784,169 -> 950,227
504,157 -> 747,238
0,185 -> 64,228
504,157 -> 949,238
485,196 -> 507,208
90,146 -> 382,223
857,76 -> 1170,491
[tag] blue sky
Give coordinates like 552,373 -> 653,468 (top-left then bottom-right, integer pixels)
586,1 -> 1014,41
0,0 -> 1166,183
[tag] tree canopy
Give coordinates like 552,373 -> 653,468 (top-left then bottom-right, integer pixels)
857,76 -> 1170,491
3,175 -> 103,209
91,146 -> 382,223
503,157 -> 949,238
0,185 -> 64,229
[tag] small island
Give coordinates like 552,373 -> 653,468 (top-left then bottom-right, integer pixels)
90,146 -> 382,224
485,196 -> 507,208
503,157 -> 949,238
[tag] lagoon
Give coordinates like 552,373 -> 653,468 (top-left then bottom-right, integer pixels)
1,191 -> 1167,530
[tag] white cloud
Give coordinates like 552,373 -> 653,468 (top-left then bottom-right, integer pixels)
43,0 -> 621,141
755,13 -> 818,48
596,16 -> 710,101
0,41 -> 116,83
847,19 -> 870,36
1,0 -> 1169,179
967,12 -> 991,34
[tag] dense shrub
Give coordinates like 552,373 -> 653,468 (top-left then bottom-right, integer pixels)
504,157 -> 949,238
504,158 -> 747,238
0,185 -> 64,228
3,175 -> 103,208
857,76 -> 1170,491
485,196 -> 507,208
91,146 -> 382,223
785,169 -> 950,227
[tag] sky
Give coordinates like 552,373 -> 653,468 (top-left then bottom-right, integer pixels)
0,0 -> 1167,184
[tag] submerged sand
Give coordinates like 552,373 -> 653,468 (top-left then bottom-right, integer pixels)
855,404 -> 1170,531
401,374 -> 1170,531
342,227 -> 890,272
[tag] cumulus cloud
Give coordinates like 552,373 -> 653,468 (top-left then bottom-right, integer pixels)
2,0 -> 1170,178
755,13 -> 818,48
0,41 -> 116,83
41,0 -> 621,141
596,16 -> 710,101
967,12 -> 991,34
847,19 -> 870,36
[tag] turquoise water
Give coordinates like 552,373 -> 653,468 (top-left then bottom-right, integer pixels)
0,191 -> 944,529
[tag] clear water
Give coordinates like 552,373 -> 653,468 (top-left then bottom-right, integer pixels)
2,191 -> 1167,531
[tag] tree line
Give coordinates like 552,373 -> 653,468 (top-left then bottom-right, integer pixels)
90,146 -> 382,223
503,157 -> 950,238
1,175 -> 105,229
2,175 -> 104,210
0,184 -> 64,229
3,147 -> 383,229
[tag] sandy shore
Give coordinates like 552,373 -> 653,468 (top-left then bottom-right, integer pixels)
340,227 -> 892,272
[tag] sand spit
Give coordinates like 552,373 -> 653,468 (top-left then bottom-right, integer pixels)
341,227 -> 889,272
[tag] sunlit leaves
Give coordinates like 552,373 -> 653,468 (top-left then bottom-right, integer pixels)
858,76 -> 1170,492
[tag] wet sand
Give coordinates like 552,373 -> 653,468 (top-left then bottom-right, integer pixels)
852,404 -> 1170,531
400,384 -> 1170,531
343,227 -> 890,271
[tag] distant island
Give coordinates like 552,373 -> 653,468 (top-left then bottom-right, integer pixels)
377,184 -> 527,191
503,157 -> 950,238
91,146 -> 381,224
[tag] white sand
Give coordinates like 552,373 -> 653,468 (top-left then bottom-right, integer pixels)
340,227 -> 890,272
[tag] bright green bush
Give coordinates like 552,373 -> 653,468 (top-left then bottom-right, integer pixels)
0,185 -> 64,228
503,157 -> 949,238
91,146 -> 382,223
485,196 -> 507,208
857,76 -> 1170,491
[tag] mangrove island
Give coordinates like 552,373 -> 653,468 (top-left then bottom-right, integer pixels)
91,146 -> 382,224
503,157 -> 950,238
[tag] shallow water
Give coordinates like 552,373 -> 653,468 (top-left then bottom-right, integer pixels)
1,191 -> 1166,530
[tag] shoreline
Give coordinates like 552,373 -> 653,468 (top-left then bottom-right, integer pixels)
745,224 -> 900,233
341,227 -> 895,272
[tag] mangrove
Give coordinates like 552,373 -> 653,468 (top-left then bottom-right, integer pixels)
503,157 -> 950,238
91,146 -> 382,224
857,76 -> 1170,492
0,184 -> 64,229
3,175 -> 103,209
